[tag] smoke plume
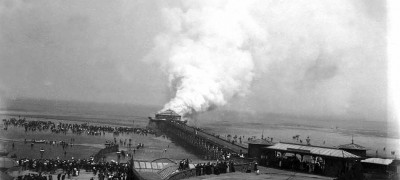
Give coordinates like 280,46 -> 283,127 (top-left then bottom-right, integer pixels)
149,0 -> 385,119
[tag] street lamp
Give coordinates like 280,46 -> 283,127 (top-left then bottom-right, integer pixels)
40,148 -> 45,159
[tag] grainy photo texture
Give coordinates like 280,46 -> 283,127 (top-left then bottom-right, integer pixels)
0,0 -> 399,180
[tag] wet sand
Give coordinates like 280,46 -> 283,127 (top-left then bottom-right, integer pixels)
0,115 -> 202,162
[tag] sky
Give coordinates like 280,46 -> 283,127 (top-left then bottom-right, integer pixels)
0,0 -> 394,122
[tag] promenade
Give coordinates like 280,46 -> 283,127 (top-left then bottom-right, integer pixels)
185,166 -> 334,180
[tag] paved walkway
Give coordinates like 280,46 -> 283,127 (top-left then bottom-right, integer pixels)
185,166 -> 334,180
258,166 -> 334,180
6,166 -> 335,180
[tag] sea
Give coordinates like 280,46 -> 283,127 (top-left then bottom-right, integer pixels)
0,98 -> 399,161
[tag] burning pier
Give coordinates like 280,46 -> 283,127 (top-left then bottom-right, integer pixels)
148,110 -> 248,160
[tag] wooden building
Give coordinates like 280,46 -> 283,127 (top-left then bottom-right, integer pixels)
261,142 -> 362,177
248,139 -> 275,165
338,139 -> 367,157
361,158 -> 399,179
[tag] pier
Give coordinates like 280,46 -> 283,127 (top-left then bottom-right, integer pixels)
149,119 -> 248,160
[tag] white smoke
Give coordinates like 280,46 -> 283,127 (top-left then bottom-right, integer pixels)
150,0 -> 385,119
151,1 -> 265,116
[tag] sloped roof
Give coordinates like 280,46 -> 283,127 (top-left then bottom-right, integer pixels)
157,109 -> 181,117
248,139 -> 275,146
338,143 -> 366,150
264,142 -> 360,159
361,158 -> 394,165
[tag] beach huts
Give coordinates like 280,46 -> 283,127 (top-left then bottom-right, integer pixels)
256,142 -> 362,177
338,139 -> 367,157
361,158 -> 399,179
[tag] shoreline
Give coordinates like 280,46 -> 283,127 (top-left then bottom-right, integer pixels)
0,112 -> 139,128
2,112 -> 399,160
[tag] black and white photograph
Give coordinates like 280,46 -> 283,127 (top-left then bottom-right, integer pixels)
0,0 -> 399,179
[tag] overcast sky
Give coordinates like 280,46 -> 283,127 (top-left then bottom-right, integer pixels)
0,0 -> 390,121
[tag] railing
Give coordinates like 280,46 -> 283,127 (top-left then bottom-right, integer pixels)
158,165 -> 180,179
164,162 -> 255,180
164,121 -> 248,154
166,169 -> 196,180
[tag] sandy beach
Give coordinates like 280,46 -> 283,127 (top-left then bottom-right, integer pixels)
0,115 -> 202,162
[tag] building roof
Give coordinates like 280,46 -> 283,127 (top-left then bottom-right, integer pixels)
361,158 -> 394,165
157,109 -> 181,117
248,139 -> 275,146
338,143 -> 366,150
264,142 -> 361,159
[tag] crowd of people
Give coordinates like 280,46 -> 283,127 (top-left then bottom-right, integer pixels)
2,116 -> 156,180
178,159 -> 190,170
194,160 -> 236,176
16,157 -> 133,180
3,117 -> 152,153
266,154 -> 325,174
2,117 -> 154,137
16,173 -> 51,180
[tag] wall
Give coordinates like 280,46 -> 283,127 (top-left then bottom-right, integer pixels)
94,145 -> 119,162
165,162 -> 255,180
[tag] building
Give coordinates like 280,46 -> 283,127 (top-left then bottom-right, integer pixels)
154,109 -> 182,121
361,158 -> 399,179
248,139 -> 275,165
261,142 -> 362,177
148,109 -> 182,129
338,139 -> 367,157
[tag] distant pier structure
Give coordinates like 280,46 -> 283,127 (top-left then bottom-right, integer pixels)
148,110 -> 248,160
